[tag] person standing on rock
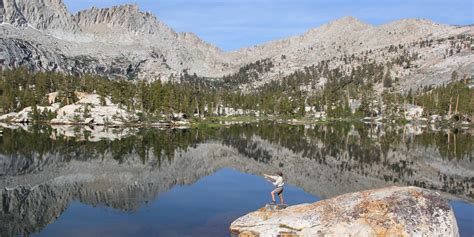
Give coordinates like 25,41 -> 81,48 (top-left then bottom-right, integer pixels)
264,172 -> 284,204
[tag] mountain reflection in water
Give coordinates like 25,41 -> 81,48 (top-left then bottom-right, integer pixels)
0,122 -> 472,236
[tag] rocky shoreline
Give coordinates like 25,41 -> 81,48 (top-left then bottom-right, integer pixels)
230,186 -> 459,237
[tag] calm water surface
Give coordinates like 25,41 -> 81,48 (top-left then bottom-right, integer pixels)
0,122 -> 472,236
34,169 -> 319,237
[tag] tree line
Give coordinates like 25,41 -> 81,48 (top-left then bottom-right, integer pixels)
0,62 -> 472,120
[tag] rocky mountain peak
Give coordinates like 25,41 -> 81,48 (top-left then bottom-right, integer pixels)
328,16 -> 372,28
75,3 -> 174,37
75,3 -> 144,26
308,16 -> 373,36
2,0 -> 78,32
365,18 -> 451,45
178,32 -> 223,53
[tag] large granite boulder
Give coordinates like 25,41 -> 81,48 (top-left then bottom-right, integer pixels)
0,91 -> 139,125
230,186 -> 458,237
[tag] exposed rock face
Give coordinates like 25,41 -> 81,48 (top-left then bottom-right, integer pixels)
0,0 -> 472,91
74,4 -> 174,39
230,186 -> 459,237
0,0 -> 230,80
0,1 -> 5,24
4,0 -> 78,33
0,103 -> 60,123
0,92 -> 139,124
232,17 -> 473,92
51,92 -> 139,125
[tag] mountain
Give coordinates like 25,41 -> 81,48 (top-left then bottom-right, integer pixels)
0,0 -> 231,80
228,17 -> 473,91
0,0 -> 472,92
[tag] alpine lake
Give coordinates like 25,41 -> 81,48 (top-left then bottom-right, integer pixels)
0,121 -> 472,237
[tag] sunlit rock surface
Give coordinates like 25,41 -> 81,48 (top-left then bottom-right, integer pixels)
230,186 -> 459,237
0,91 -> 139,125
0,104 -> 60,123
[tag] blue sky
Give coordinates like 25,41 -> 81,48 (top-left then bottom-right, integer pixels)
64,0 -> 473,51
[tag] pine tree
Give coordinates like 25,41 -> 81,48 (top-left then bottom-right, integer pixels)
383,71 -> 393,88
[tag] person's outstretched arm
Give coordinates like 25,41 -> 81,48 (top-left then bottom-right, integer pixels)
264,174 -> 277,181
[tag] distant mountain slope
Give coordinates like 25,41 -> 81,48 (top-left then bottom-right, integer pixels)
0,0 -> 472,92
228,17 -> 473,92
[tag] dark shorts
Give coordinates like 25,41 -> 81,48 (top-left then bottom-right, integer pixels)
272,187 -> 283,195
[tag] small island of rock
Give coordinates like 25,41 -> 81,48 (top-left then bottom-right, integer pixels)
230,186 -> 458,237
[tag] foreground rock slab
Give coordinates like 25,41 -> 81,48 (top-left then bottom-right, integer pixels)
230,186 -> 458,237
